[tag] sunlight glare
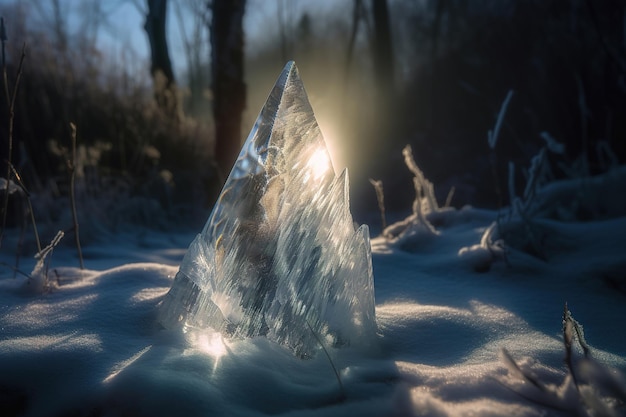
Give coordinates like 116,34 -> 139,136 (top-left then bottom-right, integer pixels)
197,331 -> 227,359
307,149 -> 331,181
186,329 -> 229,372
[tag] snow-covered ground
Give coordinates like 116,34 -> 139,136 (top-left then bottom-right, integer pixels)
1,198 -> 624,416
2,60 -> 625,415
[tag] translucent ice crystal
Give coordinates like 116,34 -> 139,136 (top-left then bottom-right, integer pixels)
158,62 -> 376,357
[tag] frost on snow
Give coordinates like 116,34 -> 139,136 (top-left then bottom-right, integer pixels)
158,61 -> 376,357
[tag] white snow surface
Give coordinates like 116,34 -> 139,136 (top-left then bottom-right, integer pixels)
1,207 -> 625,417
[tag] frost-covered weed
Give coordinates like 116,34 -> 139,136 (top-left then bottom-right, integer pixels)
461,99 -> 626,270
374,145 -> 470,252
500,305 -> 626,416
26,230 -> 65,293
402,145 -> 439,219
377,145 -> 444,251
489,135 -> 563,262
458,221 -> 506,272
497,141 -> 625,264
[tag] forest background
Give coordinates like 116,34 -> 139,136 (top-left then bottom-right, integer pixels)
0,0 -> 624,250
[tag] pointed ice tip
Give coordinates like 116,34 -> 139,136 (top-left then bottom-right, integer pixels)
284,60 -> 296,72
274,61 -> 299,93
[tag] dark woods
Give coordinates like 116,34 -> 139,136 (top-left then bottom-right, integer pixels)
385,0 -> 626,211
0,0 -> 624,237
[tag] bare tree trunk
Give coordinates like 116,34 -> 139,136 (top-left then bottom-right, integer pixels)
370,0 -> 395,152
371,0 -> 394,99
145,0 -> 177,115
173,1 -> 210,118
429,0 -> 446,130
210,0 -> 246,181
346,0 -> 364,78
51,0 -> 68,54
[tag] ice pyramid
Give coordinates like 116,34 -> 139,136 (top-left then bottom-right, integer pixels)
158,62 -> 376,357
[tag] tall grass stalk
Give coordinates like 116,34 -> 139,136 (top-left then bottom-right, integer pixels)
68,123 -> 84,270
7,162 -> 41,279
487,89 -> 514,208
444,186 -> 455,208
1,17 -> 7,105
0,261 -> 31,279
8,162 -> 41,252
0,16 -> 26,248
306,320 -> 346,400
369,178 -> 387,231
487,90 -> 514,150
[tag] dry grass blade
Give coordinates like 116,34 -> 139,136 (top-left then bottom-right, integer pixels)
0,261 -> 32,279
500,348 -> 547,392
369,178 -> 387,231
444,186 -> 455,208
306,320 -> 346,401
0,20 -> 27,248
8,162 -> 41,252
68,122 -> 84,270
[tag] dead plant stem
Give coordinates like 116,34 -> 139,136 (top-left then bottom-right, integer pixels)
0,40 -> 26,248
9,162 -> 41,252
306,320 -> 346,400
68,123 -> 84,270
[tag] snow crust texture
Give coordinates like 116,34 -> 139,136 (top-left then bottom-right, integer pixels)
158,61 -> 376,357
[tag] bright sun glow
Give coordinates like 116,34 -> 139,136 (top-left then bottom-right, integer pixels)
307,149 -> 331,181
197,331 -> 227,358
317,115 -> 346,173
189,330 -> 228,372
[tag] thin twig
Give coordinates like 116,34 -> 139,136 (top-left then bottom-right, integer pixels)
14,187 -> 26,278
68,123 -> 84,269
487,89 -> 514,208
306,320 -> 346,400
0,39 -> 26,248
369,178 -> 387,231
501,348 -> 546,391
1,17 -> 9,107
444,186 -> 455,208
495,377 -> 572,414
0,261 -> 32,279
488,90 -> 514,150
8,162 -> 41,252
